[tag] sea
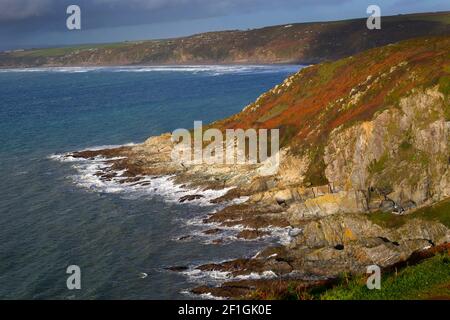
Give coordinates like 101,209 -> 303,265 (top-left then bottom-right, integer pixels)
0,65 -> 302,299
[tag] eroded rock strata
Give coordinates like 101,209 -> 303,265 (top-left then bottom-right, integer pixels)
63,37 -> 450,298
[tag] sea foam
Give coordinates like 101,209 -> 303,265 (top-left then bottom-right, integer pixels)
49,149 -> 232,205
1,65 -> 303,76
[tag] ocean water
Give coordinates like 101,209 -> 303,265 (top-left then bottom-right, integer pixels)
0,65 -> 301,300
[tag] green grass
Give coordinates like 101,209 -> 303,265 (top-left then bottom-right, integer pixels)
303,144 -> 329,187
279,125 -> 299,148
439,75 -> 450,97
15,42 -> 136,58
413,14 -> 450,25
316,59 -> 347,85
368,153 -> 389,175
367,199 -> 450,228
20,47 -> 81,57
257,103 -> 289,123
320,254 -> 450,300
399,140 -> 413,151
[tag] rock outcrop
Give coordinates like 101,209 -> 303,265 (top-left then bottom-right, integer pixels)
63,36 -> 450,298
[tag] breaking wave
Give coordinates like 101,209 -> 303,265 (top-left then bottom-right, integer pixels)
182,267 -> 277,284
49,149 -> 232,206
1,65 -> 303,76
181,217 -> 302,246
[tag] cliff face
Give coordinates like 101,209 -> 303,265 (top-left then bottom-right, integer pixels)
1,12 -> 449,67
60,36 -> 450,297
66,37 -> 449,220
210,36 -> 450,218
188,36 -> 450,290
325,89 -> 449,209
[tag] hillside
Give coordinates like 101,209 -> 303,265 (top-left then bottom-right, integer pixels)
1,11 -> 449,68
212,36 -> 450,191
61,36 -> 450,299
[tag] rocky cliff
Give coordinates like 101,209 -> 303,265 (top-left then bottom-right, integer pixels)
62,36 -> 450,298
210,36 -> 450,218
1,12 -> 449,68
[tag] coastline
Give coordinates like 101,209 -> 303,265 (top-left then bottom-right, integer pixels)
1,11 -> 449,69
48,36 -> 450,299
52,127 -> 450,299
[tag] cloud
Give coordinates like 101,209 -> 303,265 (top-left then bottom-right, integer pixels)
0,0 -> 351,24
1,0 -> 447,51
0,0 -> 52,21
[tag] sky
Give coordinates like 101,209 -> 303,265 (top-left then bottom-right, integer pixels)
0,0 -> 448,51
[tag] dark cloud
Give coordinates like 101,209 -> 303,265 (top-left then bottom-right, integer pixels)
0,0 -> 349,27
0,0 -> 353,47
0,0 -> 51,21
0,0 -> 448,50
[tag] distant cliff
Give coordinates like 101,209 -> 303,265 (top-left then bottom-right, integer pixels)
1,11 -> 449,68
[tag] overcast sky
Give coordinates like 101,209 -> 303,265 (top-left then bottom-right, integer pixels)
0,0 -> 448,50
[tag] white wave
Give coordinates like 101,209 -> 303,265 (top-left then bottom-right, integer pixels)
183,215 -> 301,245
48,143 -> 136,162
50,150 -> 231,205
234,271 -> 277,280
0,67 -> 104,73
182,267 -> 278,284
183,269 -> 232,282
77,142 -> 137,151
260,226 -> 302,245
1,65 -> 304,76
180,290 -> 227,300
198,292 -> 227,300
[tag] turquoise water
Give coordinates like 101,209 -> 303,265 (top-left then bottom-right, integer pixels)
0,65 -> 300,299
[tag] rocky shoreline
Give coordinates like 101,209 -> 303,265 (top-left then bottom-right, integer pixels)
56,37 -> 450,299
59,124 -> 449,298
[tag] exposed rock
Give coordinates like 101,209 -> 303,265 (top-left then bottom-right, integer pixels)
205,203 -> 290,229
192,243 -> 450,299
380,199 -> 395,212
324,88 -> 449,211
179,194 -> 205,203
199,214 -> 449,282
56,37 -> 450,299
203,228 -> 223,235
236,229 -> 270,240
166,266 -> 189,272
191,278 -> 331,300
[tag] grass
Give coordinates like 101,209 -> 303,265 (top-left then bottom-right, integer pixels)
320,253 -> 450,300
368,153 -> 389,175
15,42 -> 136,58
413,13 -> 450,25
247,251 -> 450,300
279,125 -> 298,148
303,144 -> 329,187
367,198 -> 450,228
257,103 -> 289,123
316,59 -> 347,85
399,140 -> 413,151
439,75 -> 450,97
19,47 -> 81,57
